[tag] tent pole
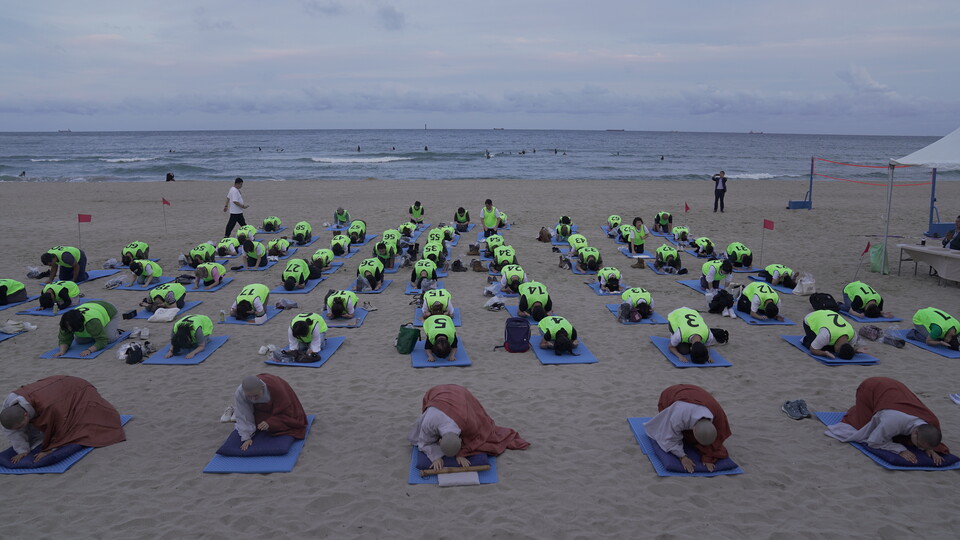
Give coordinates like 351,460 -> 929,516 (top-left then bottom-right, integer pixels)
882,163 -> 895,274
929,167 -> 938,231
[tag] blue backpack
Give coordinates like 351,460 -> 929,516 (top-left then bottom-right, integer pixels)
501,317 -> 531,353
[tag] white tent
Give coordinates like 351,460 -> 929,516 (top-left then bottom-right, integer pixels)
881,125 -> 960,271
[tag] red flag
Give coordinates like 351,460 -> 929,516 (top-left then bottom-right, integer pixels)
162,198 -> 171,206
684,202 -> 690,213
861,242 -> 871,256
77,214 -> 92,223
763,219 -> 775,230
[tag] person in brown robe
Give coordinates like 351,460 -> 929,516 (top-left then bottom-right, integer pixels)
649,384 -> 732,472
233,374 -> 307,452
827,377 -> 947,464
408,384 -> 529,470
0,375 -> 125,464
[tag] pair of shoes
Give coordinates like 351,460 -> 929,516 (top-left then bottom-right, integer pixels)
781,400 -> 810,420
130,327 -> 141,338
258,345 -> 269,355
220,406 -> 236,423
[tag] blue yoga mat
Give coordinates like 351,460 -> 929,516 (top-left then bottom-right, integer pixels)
75,269 -> 121,284
487,265 -> 501,276
269,278 -> 325,295
603,304 -> 668,325
219,305 -> 283,326
779,335 -> 879,366
650,230 -> 671,237
732,266 -> 760,273
352,234 -> 379,247
353,279 -> 393,294
407,448 -> 498,484
735,309 -> 796,326
891,329 -> 960,359
322,261 -> 345,275
382,260 -> 403,274
587,281 -> 625,296
0,331 -> 25,344
40,331 -> 133,359
504,305 -> 538,324
178,260 -> 228,272
321,308 -> 369,328
335,249 -> 360,260
262,336 -> 346,368
411,340 -> 471,368
529,335 -> 597,365
647,264 -> 673,275
571,264 -> 596,275
0,295 -> 41,312
405,280 -> 444,295
839,310 -> 903,323
649,335 -> 732,368
132,300 -> 202,320
814,412 -> 960,471
16,297 -> 98,317
0,416 -> 133,475
294,236 -> 320,248
278,248 -> 298,260
203,415 -> 314,473
747,275 -> 794,294
618,247 -> 653,259
626,417 -> 743,477
236,260 -> 279,272
325,224 -> 349,231
676,279 -> 714,294
414,308 -> 462,327
143,335 -> 230,365
115,276 -> 176,291
448,235 -> 460,247
256,226 -> 288,234
185,277 -> 234,292
683,249 -> 712,259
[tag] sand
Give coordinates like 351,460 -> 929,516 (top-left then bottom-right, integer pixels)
1,178 -> 959,539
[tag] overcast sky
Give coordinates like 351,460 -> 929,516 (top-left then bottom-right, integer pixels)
2,1 -> 958,135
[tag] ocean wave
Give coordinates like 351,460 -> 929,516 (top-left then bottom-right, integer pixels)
310,157 -> 414,164
30,158 -> 67,162
729,173 -> 776,180
100,157 -> 157,163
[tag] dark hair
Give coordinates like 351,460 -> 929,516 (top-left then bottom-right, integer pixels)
559,215 -> 571,225
837,343 -> 855,360
234,177 -> 243,185
916,424 -> 943,449
130,261 -> 144,275
365,274 -> 377,290
457,207 -> 465,213
485,199 -> 492,205
703,241 -> 714,254
429,302 -> 445,316
283,276 -> 296,291
690,342 -> 709,364
605,277 -> 619,292
291,320 -> 310,339
236,300 -> 253,319
781,274 -> 797,289
507,277 -> 522,293
39,292 -> 55,309
330,298 -> 345,319
864,304 -> 881,318
741,254 -> 753,267
121,253 -> 134,266
553,330 -> 573,355
41,253 -> 55,265
170,323 -> 194,355
332,243 -> 345,256
558,224 -> 571,238
720,260 -> 732,274
678,231 -> 688,242
375,242 -> 387,254
242,240 -> 255,253
711,328 -> 729,344
530,304 -> 547,322
217,246 -> 229,256
637,303 -> 652,319
587,258 -> 599,272
764,301 -> 779,319
60,309 -> 84,332
414,200 -> 421,206
432,336 -> 452,359
948,336 -> 960,351
632,217 -> 644,227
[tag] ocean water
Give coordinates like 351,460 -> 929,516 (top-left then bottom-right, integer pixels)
0,129 -> 951,184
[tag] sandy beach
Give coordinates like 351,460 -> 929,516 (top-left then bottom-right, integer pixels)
1,177 -> 959,539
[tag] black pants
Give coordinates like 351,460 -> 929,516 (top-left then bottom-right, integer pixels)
225,213 -> 247,237
713,189 -> 726,212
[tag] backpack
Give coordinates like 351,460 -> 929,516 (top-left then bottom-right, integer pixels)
395,323 -> 419,354
499,317 -> 531,352
708,290 -> 735,313
809,292 -> 839,312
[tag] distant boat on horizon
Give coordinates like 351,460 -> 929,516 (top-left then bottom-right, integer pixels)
493,128 -> 505,130
58,129 -> 72,133
749,130 -> 764,134
606,129 -> 625,132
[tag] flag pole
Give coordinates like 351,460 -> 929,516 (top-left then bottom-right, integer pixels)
759,225 -> 765,268
162,201 -> 168,234
853,242 -> 871,281
78,220 -> 82,250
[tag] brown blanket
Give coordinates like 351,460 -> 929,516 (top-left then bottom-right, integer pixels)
658,384 -> 731,464
254,373 -> 307,439
841,377 -> 948,453
16,375 -> 125,450
422,384 -> 529,457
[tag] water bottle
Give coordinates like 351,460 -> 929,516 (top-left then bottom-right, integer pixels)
219,310 -> 226,322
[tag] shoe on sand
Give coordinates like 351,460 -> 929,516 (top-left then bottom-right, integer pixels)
130,327 -> 141,338
795,400 -> 811,418
220,406 -> 235,423
781,400 -> 806,420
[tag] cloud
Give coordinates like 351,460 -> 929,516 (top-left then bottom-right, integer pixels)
64,34 -> 124,46
376,5 -> 405,31
838,65 -> 890,94
302,0 -> 343,17
193,8 -> 233,31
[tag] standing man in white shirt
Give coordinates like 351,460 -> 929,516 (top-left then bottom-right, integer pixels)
224,177 -> 250,237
